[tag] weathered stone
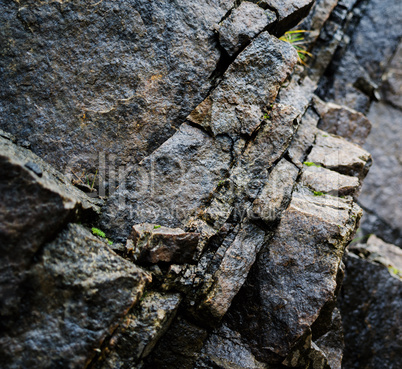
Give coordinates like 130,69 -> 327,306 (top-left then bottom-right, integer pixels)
381,42 -> 402,109
314,308 -> 344,369
358,100 -> 402,247
218,2 -> 276,57
349,235 -> 402,273
143,317 -> 208,369
252,158 -> 299,224
306,131 -> 371,178
197,220 -> 266,323
0,224 -> 151,369
317,0 -> 402,111
0,135 -> 102,317
95,292 -> 181,369
288,107 -> 320,167
100,123 -> 232,242
298,0 -> 339,35
195,324 -> 269,369
226,188 -> 361,364
0,0 -> 236,175
187,32 -> 298,138
230,103 -> 300,200
313,95 -> 371,145
264,0 -> 315,34
300,165 -> 360,197
339,254 -> 402,369
126,223 -> 199,264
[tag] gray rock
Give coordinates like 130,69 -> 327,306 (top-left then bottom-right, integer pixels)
195,324 -> 269,369
318,0 -> 402,111
100,123 -> 232,242
381,42 -> 402,109
218,2 -> 276,57
288,107 -> 320,167
314,308 -> 344,369
252,158 -> 299,224
349,234 -> 402,273
306,131 -> 371,178
298,0 -> 339,35
313,95 -> 371,145
197,220 -> 266,322
95,292 -> 181,369
188,32 -> 298,139
126,223 -> 199,264
225,188 -> 361,364
0,0 -> 235,175
0,135 -> 102,317
339,254 -> 402,369
143,317 -> 208,369
0,224 -> 151,369
300,165 -> 360,197
358,98 -> 402,246
263,0 -> 315,33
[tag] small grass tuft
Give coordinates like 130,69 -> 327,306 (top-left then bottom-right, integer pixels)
154,225 -> 161,229
91,227 -> 113,245
313,191 -> 325,196
280,30 -> 313,65
303,161 -> 321,168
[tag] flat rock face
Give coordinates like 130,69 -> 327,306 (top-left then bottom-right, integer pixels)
95,291 -> 181,368
0,135 -> 101,317
218,2 -> 276,57
307,131 -> 371,178
226,189 -> 361,364
188,32 -> 298,138
195,324 -> 269,369
127,223 -> 199,264
339,255 -> 402,369
313,96 -> 371,145
0,224 -> 151,369
0,0 -> 234,173
359,100 -> 402,246
100,123 -> 232,242
300,165 -> 360,197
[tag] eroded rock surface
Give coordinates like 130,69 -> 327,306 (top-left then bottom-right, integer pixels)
1,1 -> 395,368
0,135 -> 102,317
0,0 -> 235,174
0,224 -> 151,369
127,223 -> 199,264
339,253 -> 402,369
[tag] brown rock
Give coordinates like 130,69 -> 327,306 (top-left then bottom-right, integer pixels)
127,223 -> 200,264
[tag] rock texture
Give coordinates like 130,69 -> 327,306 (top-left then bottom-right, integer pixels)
339,253 -> 402,369
0,0 -> 235,175
2,0 -> 400,369
0,224 -> 151,369
0,134 -> 102,318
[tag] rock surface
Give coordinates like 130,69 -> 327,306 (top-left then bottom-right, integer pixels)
0,135 -> 101,317
95,292 -> 181,369
339,254 -> 402,369
225,189 -> 361,364
2,1 -> 398,368
0,0 -> 235,174
187,31 -> 297,138
218,2 -> 276,57
127,223 -> 199,264
313,95 -> 371,145
0,224 -> 151,369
